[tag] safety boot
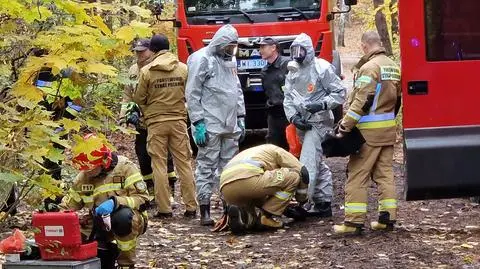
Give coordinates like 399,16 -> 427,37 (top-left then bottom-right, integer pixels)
371,211 -> 395,231
227,205 -> 246,235
184,210 -> 196,219
154,212 -> 173,219
260,211 -> 283,229
333,223 -> 362,235
307,202 -> 332,218
200,204 -> 214,226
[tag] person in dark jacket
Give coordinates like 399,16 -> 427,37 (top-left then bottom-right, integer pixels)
259,37 -> 290,150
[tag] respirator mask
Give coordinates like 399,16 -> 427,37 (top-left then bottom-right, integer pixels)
287,45 -> 307,73
218,42 -> 238,61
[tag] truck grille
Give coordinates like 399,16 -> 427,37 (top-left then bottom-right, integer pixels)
202,35 -> 297,92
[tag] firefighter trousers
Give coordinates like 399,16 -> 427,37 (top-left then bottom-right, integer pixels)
135,128 -> 176,196
114,210 -> 146,266
344,144 -> 397,225
147,120 -> 197,213
221,168 -> 300,216
92,209 -> 146,267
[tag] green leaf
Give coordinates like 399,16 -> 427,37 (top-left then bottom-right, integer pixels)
86,118 -> 103,129
24,147 -> 49,163
91,15 -> 111,36
54,0 -> 90,24
115,26 -> 136,43
12,83 -> 44,103
46,147 -> 65,163
16,98 -> 37,109
40,120 -> 60,128
94,103 -> 114,119
51,136 -> 71,149
116,125 -> 138,135
121,5 -> 152,19
0,172 -> 23,183
130,21 -> 152,38
59,118 -> 81,132
31,174 -> 63,197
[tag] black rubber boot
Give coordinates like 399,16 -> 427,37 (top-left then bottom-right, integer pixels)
307,202 -> 333,218
200,204 -> 214,226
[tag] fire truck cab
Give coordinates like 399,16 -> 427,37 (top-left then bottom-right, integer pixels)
400,0 -> 480,200
171,0 -> 355,132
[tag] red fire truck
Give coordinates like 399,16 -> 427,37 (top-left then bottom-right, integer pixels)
400,0 -> 480,200
170,0 -> 355,131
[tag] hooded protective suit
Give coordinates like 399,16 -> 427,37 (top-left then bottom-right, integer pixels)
283,33 -> 346,205
186,24 -> 246,208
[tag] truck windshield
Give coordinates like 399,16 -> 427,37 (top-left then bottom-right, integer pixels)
184,0 -> 321,14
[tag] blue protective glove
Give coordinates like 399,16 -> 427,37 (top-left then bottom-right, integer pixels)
193,120 -> 208,147
95,199 -> 115,216
237,117 -> 246,143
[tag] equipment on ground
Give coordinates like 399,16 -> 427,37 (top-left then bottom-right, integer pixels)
32,211 -> 98,261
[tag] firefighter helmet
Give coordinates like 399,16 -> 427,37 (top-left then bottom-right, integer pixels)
72,134 -> 113,171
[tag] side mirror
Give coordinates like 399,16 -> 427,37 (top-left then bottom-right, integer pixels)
344,0 -> 358,5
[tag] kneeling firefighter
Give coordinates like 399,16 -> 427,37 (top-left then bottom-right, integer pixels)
60,134 -> 149,269
217,144 -> 309,234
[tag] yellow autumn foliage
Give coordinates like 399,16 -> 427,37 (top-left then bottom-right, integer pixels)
0,0 -> 156,219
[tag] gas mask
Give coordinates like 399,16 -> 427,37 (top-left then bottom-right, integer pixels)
218,42 -> 238,61
287,45 -> 307,73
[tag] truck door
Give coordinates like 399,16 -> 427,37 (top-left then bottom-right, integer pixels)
400,0 -> 480,200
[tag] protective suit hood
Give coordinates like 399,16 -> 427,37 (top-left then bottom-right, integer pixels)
290,33 -> 315,64
207,24 -> 239,55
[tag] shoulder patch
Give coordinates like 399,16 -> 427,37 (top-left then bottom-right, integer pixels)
355,75 -> 373,88
307,83 -> 315,93
380,66 -> 401,81
81,184 -> 94,192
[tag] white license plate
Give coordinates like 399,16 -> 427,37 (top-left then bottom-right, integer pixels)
237,59 -> 267,70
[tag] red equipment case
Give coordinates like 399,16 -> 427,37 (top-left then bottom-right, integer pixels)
32,211 -> 97,261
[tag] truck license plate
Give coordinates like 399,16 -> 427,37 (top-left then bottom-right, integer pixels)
237,59 -> 267,70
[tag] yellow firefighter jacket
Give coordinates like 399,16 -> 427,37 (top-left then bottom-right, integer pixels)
220,144 -> 308,203
61,155 -> 149,213
340,48 -> 401,146
133,50 -> 188,126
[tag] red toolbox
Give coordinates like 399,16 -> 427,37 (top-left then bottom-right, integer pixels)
32,211 -> 97,261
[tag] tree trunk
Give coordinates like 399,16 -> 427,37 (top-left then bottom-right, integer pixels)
390,0 -> 399,36
373,0 -> 393,56
337,0 -> 346,47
